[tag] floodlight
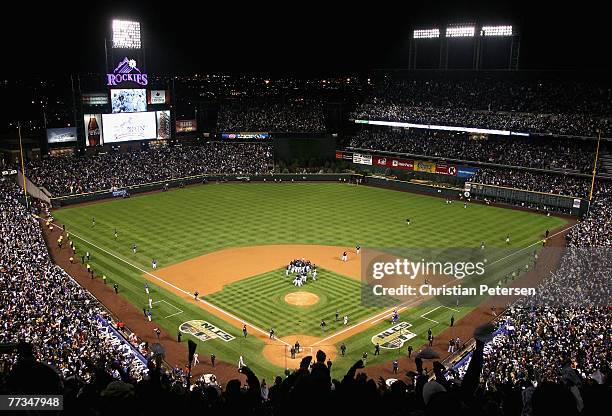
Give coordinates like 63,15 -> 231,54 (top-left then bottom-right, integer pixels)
413,29 -> 440,39
481,25 -> 513,36
445,26 -> 475,38
112,20 -> 141,49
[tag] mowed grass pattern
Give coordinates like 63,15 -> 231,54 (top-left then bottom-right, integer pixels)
52,183 -> 568,379
206,268 -> 396,337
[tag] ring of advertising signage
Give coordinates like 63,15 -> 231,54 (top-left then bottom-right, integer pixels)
220,132 -> 270,139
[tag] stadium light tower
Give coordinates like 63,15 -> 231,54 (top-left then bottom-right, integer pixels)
445,25 -> 476,38
409,28 -> 441,69
112,19 -> 142,49
481,25 -> 513,37
413,29 -> 440,39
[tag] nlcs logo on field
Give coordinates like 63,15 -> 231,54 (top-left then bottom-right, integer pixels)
371,322 -> 416,349
179,320 -> 236,342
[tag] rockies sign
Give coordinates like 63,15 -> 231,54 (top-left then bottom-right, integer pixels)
179,320 -> 235,342
371,322 -> 416,349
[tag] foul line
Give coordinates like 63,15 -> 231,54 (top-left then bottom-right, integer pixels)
420,305 -> 458,324
313,223 -> 577,346
152,299 -> 184,319
45,220 -> 291,347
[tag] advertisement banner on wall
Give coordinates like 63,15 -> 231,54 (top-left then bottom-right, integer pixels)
390,158 -> 414,170
435,164 -> 457,176
352,153 -> 372,165
82,93 -> 109,106
101,112 -> 157,143
335,151 -> 344,160
46,127 -> 77,144
156,110 -> 171,140
147,89 -> 169,104
220,132 -> 270,139
414,161 -> 436,173
457,166 -> 479,178
373,156 -> 389,167
84,114 -> 103,146
175,119 -> 197,133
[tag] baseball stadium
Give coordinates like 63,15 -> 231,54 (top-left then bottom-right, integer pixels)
0,6 -> 610,415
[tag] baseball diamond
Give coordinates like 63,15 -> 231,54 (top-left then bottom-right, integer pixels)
50,182 -> 566,380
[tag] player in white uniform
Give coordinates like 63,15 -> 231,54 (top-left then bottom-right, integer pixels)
341,251 -> 348,262
238,355 -> 246,369
343,315 -> 349,325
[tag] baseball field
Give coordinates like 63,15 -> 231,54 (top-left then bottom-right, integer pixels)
51,182 -> 568,379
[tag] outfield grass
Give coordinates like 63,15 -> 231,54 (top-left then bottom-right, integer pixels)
52,183 -> 567,379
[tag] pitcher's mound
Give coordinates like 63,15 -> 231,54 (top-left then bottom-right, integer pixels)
284,291 -> 319,306
262,335 -> 337,369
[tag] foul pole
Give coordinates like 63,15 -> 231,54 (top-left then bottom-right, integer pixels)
18,122 -> 29,209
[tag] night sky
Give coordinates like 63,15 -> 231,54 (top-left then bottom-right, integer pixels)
2,1 -> 610,76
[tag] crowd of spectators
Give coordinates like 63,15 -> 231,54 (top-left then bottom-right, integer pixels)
352,102 -> 610,137
0,181 -> 159,392
348,127 -> 597,172
352,76 -> 612,137
471,168 -> 592,198
444,182 -> 611,415
218,99 -> 326,132
26,142 -> 273,196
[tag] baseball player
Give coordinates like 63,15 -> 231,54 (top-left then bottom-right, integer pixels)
132,243 -> 137,254
92,217 -> 96,227
114,228 -> 118,239
341,251 -> 348,262
505,234 -> 511,245
193,353 -> 199,366
312,268 -> 317,281
238,355 -> 246,369
152,259 -> 157,269
406,218 -> 411,225
356,244 -> 361,255
148,298 -> 153,309
343,315 -> 349,326
144,282 -> 150,295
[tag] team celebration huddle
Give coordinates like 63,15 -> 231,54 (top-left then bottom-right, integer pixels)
285,258 -> 318,286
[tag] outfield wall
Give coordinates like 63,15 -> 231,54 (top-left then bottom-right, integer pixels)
49,174 -> 357,207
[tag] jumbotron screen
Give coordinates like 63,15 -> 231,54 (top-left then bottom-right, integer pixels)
111,89 -> 147,113
101,112 -> 156,143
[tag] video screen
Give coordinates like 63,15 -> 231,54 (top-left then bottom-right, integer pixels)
111,89 -> 147,113
101,112 -> 157,143
47,127 -> 77,144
